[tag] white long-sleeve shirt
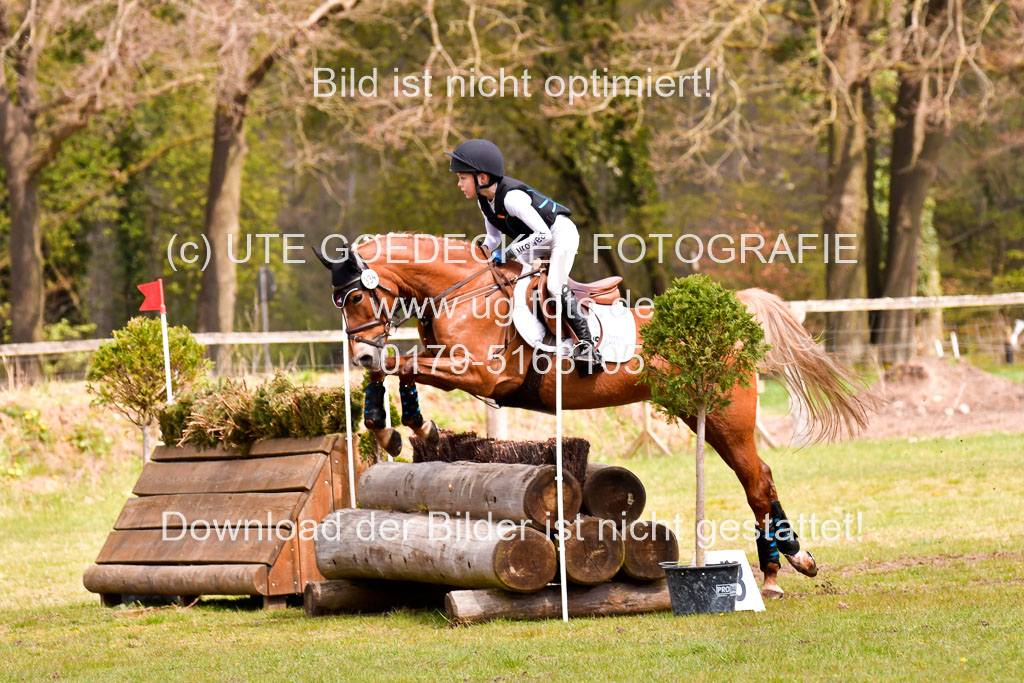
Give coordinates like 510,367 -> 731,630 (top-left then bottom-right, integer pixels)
480,189 -> 553,258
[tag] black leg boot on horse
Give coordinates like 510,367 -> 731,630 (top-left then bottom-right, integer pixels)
363,369 -> 402,457
398,377 -> 440,447
755,499 -> 818,599
560,285 -> 603,378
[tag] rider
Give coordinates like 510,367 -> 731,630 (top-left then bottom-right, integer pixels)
446,138 -> 603,374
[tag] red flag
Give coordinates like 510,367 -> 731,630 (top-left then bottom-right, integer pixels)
138,279 -> 165,313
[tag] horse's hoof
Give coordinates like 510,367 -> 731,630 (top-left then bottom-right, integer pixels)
384,430 -> 402,457
761,585 -> 784,600
785,550 -> 818,577
373,428 -> 403,458
420,420 -> 440,447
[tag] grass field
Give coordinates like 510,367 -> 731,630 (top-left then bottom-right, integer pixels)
2,381 -> 1023,681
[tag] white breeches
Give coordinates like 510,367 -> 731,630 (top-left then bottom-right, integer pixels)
518,216 -> 579,299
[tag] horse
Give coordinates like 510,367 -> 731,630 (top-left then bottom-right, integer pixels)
313,232 -> 875,598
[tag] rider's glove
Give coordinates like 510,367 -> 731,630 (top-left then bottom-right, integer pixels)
490,248 -> 509,264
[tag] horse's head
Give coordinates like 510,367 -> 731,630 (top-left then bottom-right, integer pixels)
312,242 -> 399,370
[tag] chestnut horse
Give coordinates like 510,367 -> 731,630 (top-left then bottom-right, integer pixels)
314,233 -> 873,598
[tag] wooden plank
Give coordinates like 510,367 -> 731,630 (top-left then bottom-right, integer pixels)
83,563 -> 269,596
295,461 -> 333,589
249,435 -> 337,458
95,529 -> 284,565
267,536 -> 300,595
132,453 -> 326,496
113,492 -> 306,530
789,291 -> 1024,314
0,328 -> 421,358
329,433 -> 364,509
150,443 -> 248,461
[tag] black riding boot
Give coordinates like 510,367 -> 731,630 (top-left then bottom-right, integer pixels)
560,285 -> 603,377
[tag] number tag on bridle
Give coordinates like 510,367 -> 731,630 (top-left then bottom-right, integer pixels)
360,269 -> 380,290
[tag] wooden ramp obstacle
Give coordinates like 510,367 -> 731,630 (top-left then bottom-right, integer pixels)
83,434 -> 364,609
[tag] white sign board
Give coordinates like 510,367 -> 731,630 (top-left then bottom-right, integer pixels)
690,549 -> 765,612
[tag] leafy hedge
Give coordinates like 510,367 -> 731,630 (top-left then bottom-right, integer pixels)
158,374 -> 364,450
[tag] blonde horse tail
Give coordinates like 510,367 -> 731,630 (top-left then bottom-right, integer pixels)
737,288 -> 879,443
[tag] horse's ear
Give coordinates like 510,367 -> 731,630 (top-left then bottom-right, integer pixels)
311,246 -> 333,270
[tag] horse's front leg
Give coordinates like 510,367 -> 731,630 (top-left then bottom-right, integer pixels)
402,349 -> 507,394
362,368 -> 402,457
397,360 -> 440,447
398,349 -> 508,419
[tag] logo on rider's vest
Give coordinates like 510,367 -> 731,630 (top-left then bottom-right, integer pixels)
360,269 -> 380,290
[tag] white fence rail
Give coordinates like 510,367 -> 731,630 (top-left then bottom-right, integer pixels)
0,328 -> 421,358
788,291 -> 1024,314
1,291 -> 1022,359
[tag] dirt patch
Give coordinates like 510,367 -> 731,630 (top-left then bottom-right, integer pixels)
831,550 -> 1023,577
764,357 -> 1024,442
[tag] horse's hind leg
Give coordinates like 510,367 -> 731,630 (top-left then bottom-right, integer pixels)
699,416 -> 785,599
762,479 -> 818,577
697,394 -> 817,599
398,362 -> 439,446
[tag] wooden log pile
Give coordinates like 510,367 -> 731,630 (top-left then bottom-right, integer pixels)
309,433 -> 679,624
411,430 -> 591,493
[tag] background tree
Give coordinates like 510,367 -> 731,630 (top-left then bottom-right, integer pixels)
187,0 -> 360,370
0,1 -> 196,381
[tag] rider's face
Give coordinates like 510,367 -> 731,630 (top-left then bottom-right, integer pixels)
456,172 -> 477,199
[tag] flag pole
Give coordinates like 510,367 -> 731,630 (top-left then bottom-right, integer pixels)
158,279 -> 173,404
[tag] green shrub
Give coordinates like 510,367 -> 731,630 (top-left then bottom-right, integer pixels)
639,275 -> 768,421
87,317 -> 210,431
86,317 -> 210,460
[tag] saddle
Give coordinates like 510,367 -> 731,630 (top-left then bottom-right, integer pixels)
523,270 -> 623,339
523,271 -> 623,307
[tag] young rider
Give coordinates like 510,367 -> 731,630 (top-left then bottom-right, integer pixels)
446,138 -> 602,374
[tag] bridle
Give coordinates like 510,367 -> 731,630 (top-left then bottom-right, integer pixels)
331,255 -> 402,350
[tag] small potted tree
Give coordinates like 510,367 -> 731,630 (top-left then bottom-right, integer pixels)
640,275 -> 767,614
87,317 -> 210,461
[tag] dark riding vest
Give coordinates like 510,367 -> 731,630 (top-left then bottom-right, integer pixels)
478,177 -> 572,240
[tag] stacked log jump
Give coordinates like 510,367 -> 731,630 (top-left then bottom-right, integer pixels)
309,433 -> 680,624
83,434 -> 364,609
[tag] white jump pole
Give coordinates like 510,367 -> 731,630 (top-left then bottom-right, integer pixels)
554,287 -> 568,623
341,317 -> 356,509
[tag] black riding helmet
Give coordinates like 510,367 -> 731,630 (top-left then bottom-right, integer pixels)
445,139 -> 504,189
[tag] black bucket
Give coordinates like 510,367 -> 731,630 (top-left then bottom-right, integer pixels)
660,561 -> 741,615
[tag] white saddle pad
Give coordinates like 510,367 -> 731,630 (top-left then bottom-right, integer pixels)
510,263 -> 638,363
